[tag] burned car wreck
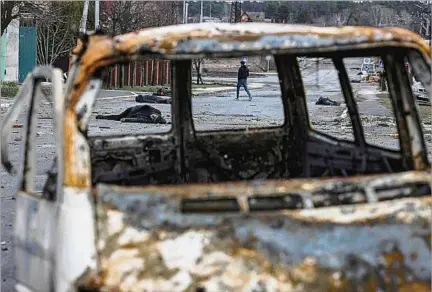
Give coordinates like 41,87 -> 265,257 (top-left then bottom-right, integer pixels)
1,23 -> 431,291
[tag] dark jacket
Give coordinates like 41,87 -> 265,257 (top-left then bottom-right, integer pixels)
238,65 -> 249,80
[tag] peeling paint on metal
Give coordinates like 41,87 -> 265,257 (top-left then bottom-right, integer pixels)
117,227 -> 150,246
101,248 -> 145,288
106,210 -> 124,237
55,187 -> 97,291
157,231 -> 210,271
84,175 -> 432,291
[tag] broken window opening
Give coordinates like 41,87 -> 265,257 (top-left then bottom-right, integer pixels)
403,52 -> 431,163
191,55 -> 284,132
299,56 -> 355,142
88,58 -> 173,138
343,56 -> 400,152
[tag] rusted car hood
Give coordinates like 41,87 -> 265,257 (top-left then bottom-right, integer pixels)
91,171 -> 431,291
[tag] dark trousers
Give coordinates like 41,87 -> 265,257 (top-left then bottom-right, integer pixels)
236,78 -> 252,99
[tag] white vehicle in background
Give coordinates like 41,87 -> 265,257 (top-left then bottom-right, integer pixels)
412,81 -> 430,105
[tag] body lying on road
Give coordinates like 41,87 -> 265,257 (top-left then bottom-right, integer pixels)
96,105 -> 168,124
135,94 -> 172,104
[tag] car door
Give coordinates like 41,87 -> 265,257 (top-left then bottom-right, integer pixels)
1,67 -> 64,292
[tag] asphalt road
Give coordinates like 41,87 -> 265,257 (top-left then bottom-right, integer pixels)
1,63 -> 431,291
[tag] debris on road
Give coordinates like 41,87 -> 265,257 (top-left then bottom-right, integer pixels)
315,96 -> 340,106
12,124 -> 23,128
416,95 -> 431,105
135,94 -> 172,104
96,105 -> 167,124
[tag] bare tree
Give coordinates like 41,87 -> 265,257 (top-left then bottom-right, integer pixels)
381,7 -> 398,27
1,1 -> 44,36
411,3 -> 431,38
313,16 -> 327,27
100,1 -> 182,87
1,1 -> 19,36
369,5 -> 386,27
333,10 -> 350,26
397,10 -> 414,29
101,1 -> 183,35
79,0 -> 90,33
35,2 -> 79,65
101,1 -> 182,35
101,1 -> 148,35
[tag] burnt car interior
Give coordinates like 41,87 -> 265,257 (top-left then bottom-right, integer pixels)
88,47 -> 430,187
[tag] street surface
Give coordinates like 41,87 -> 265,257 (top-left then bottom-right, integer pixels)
1,60 -> 431,291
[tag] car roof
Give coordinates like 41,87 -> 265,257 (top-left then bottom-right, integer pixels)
93,23 -> 431,58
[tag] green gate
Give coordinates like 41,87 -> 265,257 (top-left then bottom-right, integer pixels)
1,32 -> 7,82
18,26 -> 37,83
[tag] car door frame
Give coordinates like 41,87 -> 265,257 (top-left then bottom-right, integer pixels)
293,48 -> 429,175
1,66 -> 64,292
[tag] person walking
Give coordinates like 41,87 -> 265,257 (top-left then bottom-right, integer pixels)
236,60 -> 252,101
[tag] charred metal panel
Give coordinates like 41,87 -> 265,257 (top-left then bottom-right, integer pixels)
306,135 -> 405,177
112,23 -> 431,58
14,192 -> 57,292
90,135 -> 179,185
187,130 -> 291,182
171,60 -> 193,183
392,53 -> 429,170
332,58 -> 366,150
88,174 -> 431,291
275,55 -> 309,177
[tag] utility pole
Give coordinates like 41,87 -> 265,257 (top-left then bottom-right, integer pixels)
209,2 -> 212,19
200,0 -> 203,23
185,2 -> 189,24
183,0 -> 186,24
71,0 -> 90,79
230,2 -> 242,23
79,0 -> 90,34
95,0 -> 100,31
199,0 -> 203,80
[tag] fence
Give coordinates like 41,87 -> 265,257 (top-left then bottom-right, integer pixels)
104,60 -> 171,88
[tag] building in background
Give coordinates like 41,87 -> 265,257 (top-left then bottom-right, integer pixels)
1,19 -> 20,82
240,12 -> 252,22
241,1 -> 265,22
244,12 -> 265,22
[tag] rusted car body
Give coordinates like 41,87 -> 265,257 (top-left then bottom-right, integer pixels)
1,23 -> 431,291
